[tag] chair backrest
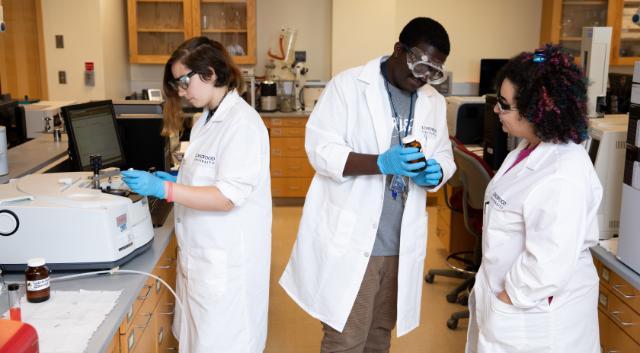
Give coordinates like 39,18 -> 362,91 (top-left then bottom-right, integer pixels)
451,140 -> 494,239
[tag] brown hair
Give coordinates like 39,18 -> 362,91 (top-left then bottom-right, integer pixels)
162,37 -> 244,136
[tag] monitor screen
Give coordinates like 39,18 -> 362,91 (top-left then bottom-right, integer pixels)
61,100 -> 126,171
479,59 -> 509,96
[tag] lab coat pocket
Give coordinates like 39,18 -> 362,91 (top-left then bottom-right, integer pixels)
187,248 -> 228,305
486,293 -> 552,353
319,201 -> 357,254
483,208 -> 515,251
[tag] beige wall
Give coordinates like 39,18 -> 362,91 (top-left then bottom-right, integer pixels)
332,0 -> 543,94
41,0 -> 129,101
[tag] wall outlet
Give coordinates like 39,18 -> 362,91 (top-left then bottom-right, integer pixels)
58,71 -> 66,84
55,35 -> 64,49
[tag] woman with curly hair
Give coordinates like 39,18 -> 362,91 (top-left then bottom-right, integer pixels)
465,44 -> 603,353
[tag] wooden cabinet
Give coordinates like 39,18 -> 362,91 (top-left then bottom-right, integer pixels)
116,235 -> 178,353
263,115 -> 313,198
594,257 -> 640,352
434,185 -> 475,254
540,0 -> 640,65
127,0 -> 256,64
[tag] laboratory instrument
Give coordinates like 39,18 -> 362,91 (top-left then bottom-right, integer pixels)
0,171 -> 154,271
581,27 -> 612,118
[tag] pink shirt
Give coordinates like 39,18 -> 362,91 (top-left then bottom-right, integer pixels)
505,143 -> 538,174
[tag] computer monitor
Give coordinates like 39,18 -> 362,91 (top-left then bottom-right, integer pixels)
479,59 -> 508,96
584,116 -> 629,239
61,100 -> 126,171
0,99 -> 28,148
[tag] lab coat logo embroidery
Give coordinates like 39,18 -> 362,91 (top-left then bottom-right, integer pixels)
421,126 -> 437,139
490,192 -> 507,209
194,153 -> 216,167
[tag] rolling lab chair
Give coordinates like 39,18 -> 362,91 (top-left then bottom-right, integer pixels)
425,138 -> 493,329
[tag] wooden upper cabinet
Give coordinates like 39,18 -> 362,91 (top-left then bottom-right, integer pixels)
127,0 -> 256,65
540,0 -> 640,66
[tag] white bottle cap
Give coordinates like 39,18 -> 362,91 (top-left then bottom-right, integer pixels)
401,134 -> 418,145
27,258 -> 46,267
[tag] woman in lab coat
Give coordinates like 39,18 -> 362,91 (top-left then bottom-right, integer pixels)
121,37 -> 271,353
465,44 -> 603,353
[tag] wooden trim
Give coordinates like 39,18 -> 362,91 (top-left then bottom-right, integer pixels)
609,0 -> 623,64
35,0 -> 48,100
540,0 -> 562,46
127,0 -> 139,63
184,0 -> 194,39
245,0 -> 256,64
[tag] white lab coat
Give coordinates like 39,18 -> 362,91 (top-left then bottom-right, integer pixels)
171,90 -> 272,353
279,56 -> 456,336
466,140 -> 602,353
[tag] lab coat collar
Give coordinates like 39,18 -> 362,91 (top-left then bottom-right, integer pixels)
201,89 -> 241,124
359,56 -> 437,152
521,140 -> 558,172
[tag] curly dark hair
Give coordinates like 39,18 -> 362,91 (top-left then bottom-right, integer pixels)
495,44 -> 589,144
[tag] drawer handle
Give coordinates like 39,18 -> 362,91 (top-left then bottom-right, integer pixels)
166,348 -> 178,352
610,311 -> 637,326
612,284 -> 639,299
289,186 -> 301,190
137,285 -> 152,300
159,265 -> 173,269
161,302 -> 175,315
286,146 -> 300,150
288,166 -> 302,170
136,313 -> 153,329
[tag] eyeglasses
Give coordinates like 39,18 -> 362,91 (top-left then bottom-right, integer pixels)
402,44 -> 447,84
495,99 -> 518,114
169,71 -> 197,91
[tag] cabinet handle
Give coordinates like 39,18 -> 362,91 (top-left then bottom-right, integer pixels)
610,311 -> 636,326
612,284 -> 639,299
606,350 -> 621,353
288,165 -> 301,170
166,348 -> 178,352
136,313 -> 153,329
159,265 -> 173,269
137,285 -> 152,300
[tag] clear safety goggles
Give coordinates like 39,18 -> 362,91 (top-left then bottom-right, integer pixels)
402,44 -> 447,85
169,71 -> 197,91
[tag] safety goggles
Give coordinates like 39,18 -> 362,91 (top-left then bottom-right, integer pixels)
402,44 -> 447,84
495,98 -> 518,114
168,71 -> 197,91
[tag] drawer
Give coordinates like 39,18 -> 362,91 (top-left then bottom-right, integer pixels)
121,277 -> 156,333
598,309 -> 640,352
271,138 -> 306,157
271,157 -> 314,177
154,235 -> 178,293
120,310 -> 155,353
272,177 -> 312,197
597,261 -> 640,315
268,117 -> 308,127
270,127 -> 305,137
106,331 -> 119,353
599,285 -> 640,342
155,290 -> 178,352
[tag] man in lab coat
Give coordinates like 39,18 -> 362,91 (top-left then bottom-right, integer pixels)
280,17 -> 456,352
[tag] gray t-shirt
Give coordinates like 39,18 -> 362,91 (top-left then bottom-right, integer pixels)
372,76 -> 414,256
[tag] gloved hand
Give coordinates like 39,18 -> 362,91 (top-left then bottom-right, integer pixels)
154,171 -> 177,183
121,169 -> 167,199
377,145 -> 427,177
411,159 -> 443,187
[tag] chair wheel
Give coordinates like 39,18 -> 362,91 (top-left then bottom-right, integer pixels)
424,274 -> 435,284
447,318 -> 458,330
457,295 -> 468,306
446,293 -> 458,303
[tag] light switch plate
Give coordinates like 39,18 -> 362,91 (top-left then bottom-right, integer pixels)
58,71 -> 66,84
55,35 -> 64,48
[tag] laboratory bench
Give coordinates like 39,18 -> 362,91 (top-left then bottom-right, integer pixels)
591,245 -> 640,352
1,134 -> 179,352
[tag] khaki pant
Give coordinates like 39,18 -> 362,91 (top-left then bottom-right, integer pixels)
320,256 -> 399,353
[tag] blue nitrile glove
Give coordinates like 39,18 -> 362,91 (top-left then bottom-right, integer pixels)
377,145 -> 427,177
412,159 -> 443,187
154,171 -> 177,183
121,169 -> 166,199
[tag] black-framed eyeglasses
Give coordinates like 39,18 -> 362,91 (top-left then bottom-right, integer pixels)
496,98 -> 518,114
169,71 -> 197,91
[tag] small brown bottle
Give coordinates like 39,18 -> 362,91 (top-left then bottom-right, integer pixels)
402,135 -> 427,172
25,258 -> 50,303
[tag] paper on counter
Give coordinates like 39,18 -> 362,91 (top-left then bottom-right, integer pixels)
3,289 -> 122,353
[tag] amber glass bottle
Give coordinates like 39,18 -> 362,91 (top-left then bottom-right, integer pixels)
402,135 -> 427,172
25,258 -> 50,303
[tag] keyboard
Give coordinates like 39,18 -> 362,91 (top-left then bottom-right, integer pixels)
147,196 -> 173,228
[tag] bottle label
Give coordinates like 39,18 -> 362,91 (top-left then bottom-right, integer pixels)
27,277 -> 50,291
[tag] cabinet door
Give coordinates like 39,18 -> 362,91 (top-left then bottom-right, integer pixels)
192,0 -> 256,64
611,0 -> 640,65
127,0 -> 193,64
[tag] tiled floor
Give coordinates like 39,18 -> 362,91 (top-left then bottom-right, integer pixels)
264,206 -> 468,353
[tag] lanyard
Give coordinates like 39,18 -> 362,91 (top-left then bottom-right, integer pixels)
381,61 -> 416,144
